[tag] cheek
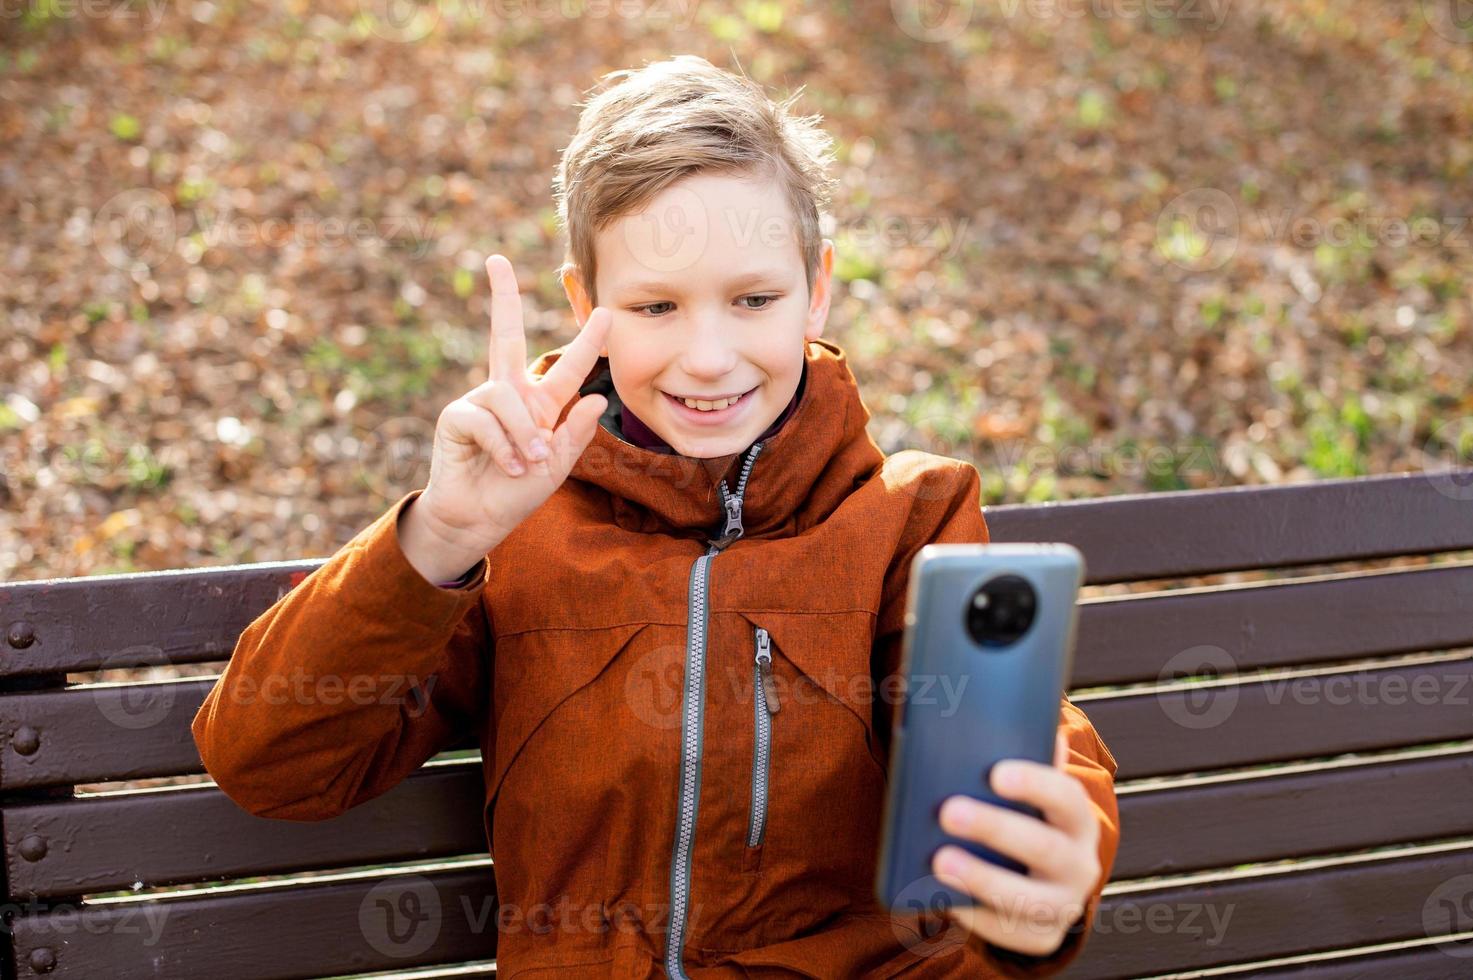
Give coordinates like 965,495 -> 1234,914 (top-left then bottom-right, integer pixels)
606,342 -> 660,392
754,351 -> 802,389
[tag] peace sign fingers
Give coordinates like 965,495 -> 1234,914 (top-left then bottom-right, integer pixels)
536,305 -> 612,412
485,254 -> 528,385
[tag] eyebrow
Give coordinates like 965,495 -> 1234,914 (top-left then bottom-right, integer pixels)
619,269 -> 791,295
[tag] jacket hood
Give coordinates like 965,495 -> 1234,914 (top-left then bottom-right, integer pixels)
531,337 -> 887,542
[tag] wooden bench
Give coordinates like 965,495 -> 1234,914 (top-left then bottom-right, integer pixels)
1,468 -> 1471,978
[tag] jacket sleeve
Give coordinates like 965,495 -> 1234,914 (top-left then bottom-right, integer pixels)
871,457 -> 1121,977
191,488 -> 493,821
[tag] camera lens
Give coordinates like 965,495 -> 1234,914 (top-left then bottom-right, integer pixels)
965,574 -> 1038,647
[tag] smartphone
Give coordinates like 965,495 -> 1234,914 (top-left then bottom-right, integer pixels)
874,542 -> 1084,911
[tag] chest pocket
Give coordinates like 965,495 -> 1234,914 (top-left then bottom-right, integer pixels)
736,610 -> 887,882
487,623 -> 655,817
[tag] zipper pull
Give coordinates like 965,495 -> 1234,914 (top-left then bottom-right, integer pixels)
755,627 -> 780,714
722,492 -> 744,539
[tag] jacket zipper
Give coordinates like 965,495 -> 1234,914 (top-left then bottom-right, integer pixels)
749,625 -> 779,848
666,440 -> 764,980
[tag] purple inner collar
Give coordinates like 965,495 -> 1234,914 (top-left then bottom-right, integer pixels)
620,362 -> 807,453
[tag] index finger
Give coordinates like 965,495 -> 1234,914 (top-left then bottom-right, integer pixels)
538,306 -> 612,406
485,254 -> 527,383
991,757 -> 1096,842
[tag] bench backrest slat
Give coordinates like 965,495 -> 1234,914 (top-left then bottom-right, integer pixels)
1248,940 -> 1473,977
0,561 -> 319,678
0,681 -> 479,791
3,764 -> 486,899
26,651 -> 1473,791
1072,561 -> 1473,687
8,864 -> 497,980
986,469 -> 1473,584
1113,749 -> 1473,879
1083,655 -> 1473,780
1077,845 -> 1473,976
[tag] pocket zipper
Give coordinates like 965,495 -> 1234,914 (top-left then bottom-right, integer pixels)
749,626 -> 779,848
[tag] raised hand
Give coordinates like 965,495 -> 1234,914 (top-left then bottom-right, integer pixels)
401,254 -> 610,582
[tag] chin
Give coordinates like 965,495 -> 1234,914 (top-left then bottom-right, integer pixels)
664,424 -> 762,458
672,436 -> 750,459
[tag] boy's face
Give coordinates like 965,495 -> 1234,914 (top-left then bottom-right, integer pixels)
563,170 -> 834,460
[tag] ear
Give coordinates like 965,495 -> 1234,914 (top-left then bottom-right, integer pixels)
561,264 -> 608,357
804,238 -> 834,343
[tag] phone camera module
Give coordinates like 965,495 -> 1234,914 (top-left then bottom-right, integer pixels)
965,574 -> 1037,647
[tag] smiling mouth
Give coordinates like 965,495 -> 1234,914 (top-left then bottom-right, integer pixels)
663,387 -> 757,412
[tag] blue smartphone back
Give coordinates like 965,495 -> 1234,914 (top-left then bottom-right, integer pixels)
874,543 -> 1084,911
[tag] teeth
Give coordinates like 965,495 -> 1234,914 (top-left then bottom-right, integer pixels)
677,392 -> 743,411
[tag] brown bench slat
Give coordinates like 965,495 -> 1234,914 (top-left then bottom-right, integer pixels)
9,864 -> 499,980
5,764 -> 487,898
0,561 -> 320,678
10,654 -> 1468,789
11,656 -> 1470,794
1081,657 -> 1473,780
0,679 -> 214,790
986,469 -> 1473,584
1113,750 -> 1473,879
1248,939 -> 1473,977
1072,845 -> 1473,978
17,746 -> 1467,899
0,680 -> 479,790
7,557 -> 1470,696
16,842 -> 1469,979
1072,562 -> 1473,687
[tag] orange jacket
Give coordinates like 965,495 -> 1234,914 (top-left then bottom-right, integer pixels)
193,338 -> 1120,978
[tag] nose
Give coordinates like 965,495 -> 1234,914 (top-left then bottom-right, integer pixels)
676,318 -> 739,381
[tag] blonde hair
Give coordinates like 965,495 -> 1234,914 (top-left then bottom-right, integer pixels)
552,54 -> 839,308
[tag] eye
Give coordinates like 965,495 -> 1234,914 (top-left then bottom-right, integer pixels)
632,301 -> 675,317
740,294 -> 779,310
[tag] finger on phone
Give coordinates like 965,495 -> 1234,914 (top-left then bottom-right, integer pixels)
486,254 -> 528,384
997,760 -> 1094,842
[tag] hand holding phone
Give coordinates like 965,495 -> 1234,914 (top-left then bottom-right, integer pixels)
874,543 -> 1097,945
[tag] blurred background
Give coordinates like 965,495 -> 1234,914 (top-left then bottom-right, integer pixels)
2,0 -> 1471,581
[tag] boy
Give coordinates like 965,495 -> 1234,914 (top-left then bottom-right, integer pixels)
193,55 -> 1119,978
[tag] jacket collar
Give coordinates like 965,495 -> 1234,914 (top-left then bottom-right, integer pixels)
530,338 -> 886,541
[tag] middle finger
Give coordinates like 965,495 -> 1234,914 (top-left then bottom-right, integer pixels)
937,795 -> 1074,882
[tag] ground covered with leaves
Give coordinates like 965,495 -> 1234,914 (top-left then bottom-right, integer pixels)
2,0 -> 1471,580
